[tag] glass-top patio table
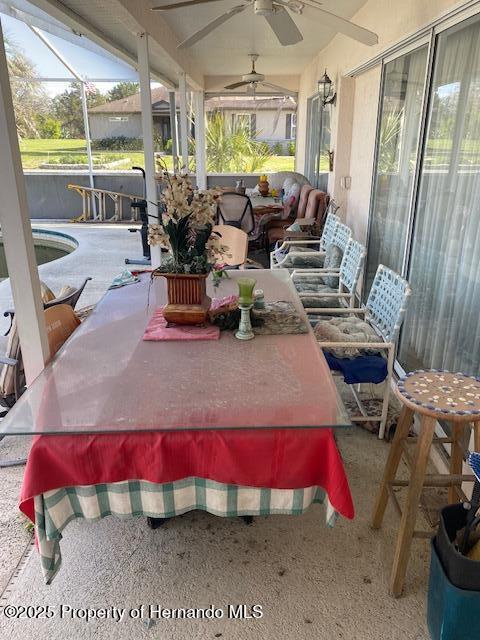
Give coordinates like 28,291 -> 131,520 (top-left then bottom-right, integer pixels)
0,269 -> 350,436
13,269 -> 354,583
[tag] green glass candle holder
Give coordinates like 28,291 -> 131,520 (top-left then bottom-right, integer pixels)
235,303 -> 254,341
237,277 -> 256,305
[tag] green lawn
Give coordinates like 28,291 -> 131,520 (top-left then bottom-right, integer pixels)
19,138 -> 295,173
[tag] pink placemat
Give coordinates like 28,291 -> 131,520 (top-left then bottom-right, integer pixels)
210,294 -> 238,312
143,307 -> 220,341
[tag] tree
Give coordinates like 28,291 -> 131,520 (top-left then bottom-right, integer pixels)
52,82 -> 106,138
4,32 -> 49,138
107,81 -> 139,102
36,116 -> 62,139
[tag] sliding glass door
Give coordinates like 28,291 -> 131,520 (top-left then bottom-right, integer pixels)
365,46 -> 428,292
305,94 -> 330,190
399,17 -> 480,374
367,13 -> 480,376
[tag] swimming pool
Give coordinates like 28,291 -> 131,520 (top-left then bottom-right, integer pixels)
0,229 -> 78,279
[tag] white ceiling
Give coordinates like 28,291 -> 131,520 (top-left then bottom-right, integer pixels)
23,0 -> 370,88
154,0 -> 369,75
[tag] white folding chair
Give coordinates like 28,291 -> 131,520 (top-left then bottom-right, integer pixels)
312,265 -> 411,439
292,239 -> 366,312
270,213 -> 350,269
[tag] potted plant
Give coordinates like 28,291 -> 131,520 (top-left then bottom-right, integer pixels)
148,163 -> 227,325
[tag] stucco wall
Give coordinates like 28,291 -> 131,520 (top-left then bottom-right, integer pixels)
89,113 -> 143,139
255,111 -> 292,143
216,109 -> 295,147
296,0 -> 461,231
24,172 -> 267,218
24,172 -> 146,219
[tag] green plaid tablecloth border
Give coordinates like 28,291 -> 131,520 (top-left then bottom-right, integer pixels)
34,477 -> 337,583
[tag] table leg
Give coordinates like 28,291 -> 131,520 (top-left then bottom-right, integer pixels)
147,517 -> 170,529
371,406 -> 414,530
389,414 -> 436,597
449,421 -> 464,503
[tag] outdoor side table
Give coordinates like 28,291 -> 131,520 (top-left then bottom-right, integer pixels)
371,370 -> 480,597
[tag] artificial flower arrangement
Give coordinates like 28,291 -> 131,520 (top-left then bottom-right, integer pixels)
148,161 -> 228,275
147,161 -> 230,325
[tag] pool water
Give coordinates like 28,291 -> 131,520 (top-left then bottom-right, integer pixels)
0,230 -> 77,279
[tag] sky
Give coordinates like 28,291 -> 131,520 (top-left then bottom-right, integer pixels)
1,11 -> 140,97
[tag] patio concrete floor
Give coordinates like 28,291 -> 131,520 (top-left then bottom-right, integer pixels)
0,224 -> 431,639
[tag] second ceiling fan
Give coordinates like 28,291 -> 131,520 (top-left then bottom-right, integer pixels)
223,54 -> 295,94
152,0 -> 378,50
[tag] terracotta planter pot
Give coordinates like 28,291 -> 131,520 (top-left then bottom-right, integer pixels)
159,272 -> 211,325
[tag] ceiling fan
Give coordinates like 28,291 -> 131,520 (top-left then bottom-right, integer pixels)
151,0 -> 378,50
223,54 -> 294,94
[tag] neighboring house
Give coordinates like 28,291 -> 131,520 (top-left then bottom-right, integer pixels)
89,88 -> 296,153
205,95 -> 296,153
88,86 -> 172,143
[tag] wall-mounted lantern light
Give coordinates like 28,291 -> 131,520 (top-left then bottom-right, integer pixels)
318,69 -> 336,107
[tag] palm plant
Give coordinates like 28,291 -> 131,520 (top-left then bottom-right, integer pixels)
378,107 -> 404,174
191,111 -> 272,173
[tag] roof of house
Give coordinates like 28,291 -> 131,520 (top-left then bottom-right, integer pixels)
88,86 -> 170,114
89,88 -> 296,115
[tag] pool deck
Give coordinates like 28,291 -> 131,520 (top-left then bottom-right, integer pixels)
0,222 -> 142,335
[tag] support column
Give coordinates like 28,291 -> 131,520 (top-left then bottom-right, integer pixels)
80,82 -> 97,218
0,20 -> 49,383
178,72 -> 189,171
194,91 -> 207,190
168,90 -> 179,173
137,32 -> 161,268
29,26 -> 97,218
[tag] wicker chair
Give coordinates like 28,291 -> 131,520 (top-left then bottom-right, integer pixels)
312,265 -> 411,439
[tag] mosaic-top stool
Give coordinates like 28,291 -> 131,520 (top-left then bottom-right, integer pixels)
371,370 -> 480,597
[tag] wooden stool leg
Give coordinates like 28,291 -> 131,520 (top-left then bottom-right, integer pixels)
372,406 -> 414,529
474,421 -> 480,452
390,415 -> 436,597
449,421 -> 464,503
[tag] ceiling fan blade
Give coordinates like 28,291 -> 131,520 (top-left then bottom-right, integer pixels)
178,4 -> 248,48
300,1 -> 378,46
263,8 -> 303,46
261,82 -> 296,96
152,0 -> 224,9
224,81 -> 251,90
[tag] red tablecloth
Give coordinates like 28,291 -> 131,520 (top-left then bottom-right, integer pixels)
20,428 -> 354,522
